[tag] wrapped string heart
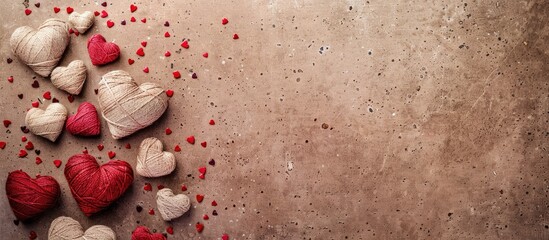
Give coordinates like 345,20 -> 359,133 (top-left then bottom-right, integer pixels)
48,216 -> 116,240
51,60 -> 87,95
25,103 -> 68,142
68,11 -> 94,34
6,170 -> 60,221
156,188 -> 191,221
136,137 -> 176,177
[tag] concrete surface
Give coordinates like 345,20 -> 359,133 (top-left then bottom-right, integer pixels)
1,0 -> 548,239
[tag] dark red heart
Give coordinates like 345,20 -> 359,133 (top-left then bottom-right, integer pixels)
87,34 -> 120,66
64,154 -> 133,216
6,170 -> 61,221
66,102 -> 101,136
131,226 -> 166,240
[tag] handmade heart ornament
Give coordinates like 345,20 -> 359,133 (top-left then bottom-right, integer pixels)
10,19 -> 70,77
156,188 -> 190,221
51,60 -> 87,95
131,226 -> 166,240
65,153 -> 133,216
48,216 -> 116,240
68,11 -> 95,33
25,103 -> 68,142
87,34 -> 120,66
137,137 -> 176,177
66,102 -> 101,136
98,70 -> 169,139
5,170 -> 61,221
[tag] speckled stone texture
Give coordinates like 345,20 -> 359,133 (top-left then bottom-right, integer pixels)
1,0 -> 548,239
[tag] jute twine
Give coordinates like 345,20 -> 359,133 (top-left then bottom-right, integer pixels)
156,188 -> 191,221
10,19 -> 70,77
98,70 -> 169,139
136,137 -> 176,177
51,60 -> 87,95
68,11 -> 95,33
48,216 -> 116,240
25,103 -> 67,142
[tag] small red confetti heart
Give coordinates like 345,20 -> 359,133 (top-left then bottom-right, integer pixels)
128,58 -> 135,65
25,141 -> 34,150
164,51 -> 171,57
21,136 -> 27,142
164,21 -> 170,27
29,231 -> 37,240
199,173 -> 205,179
233,34 -> 239,39
67,95 -> 75,103
141,41 -> 147,47
198,167 -> 206,174
195,222 -> 204,233
66,7 -> 74,14
19,149 -> 28,157
202,52 -> 208,58
106,20 -> 114,28
31,80 -> 39,88
181,40 -> 189,49
97,144 -> 104,151
82,149 -> 88,154
166,226 -> 173,235
200,141 -> 207,148
186,136 -> 195,144
130,4 -> 138,12
196,194 -> 204,203
136,48 -> 145,56
25,9 -> 32,15
148,209 -> 155,215
211,200 -> 217,206
7,76 -> 14,83
94,11 -> 100,16
181,185 -> 187,191
165,128 -> 172,135
35,157 -> 42,165
100,10 -> 108,18
3,120 -> 12,128
164,32 -> 170,37
0,141 -> 6,149
53,7 -> 60,13
43,91 -> 51,100
31,101 -> 39,108
174,144 -> 181,152
192,73 -> 198,79
141,18 -> 146,23
35,3 -> 40,8
166,89 -> 174,97
222,234 -> 229,240
144,183 -> 152,191
222,18 -> 229,25
157,184 -> 165,190
209,119 -> 215,125
101,2 -> 107,7
108,151 -> 116,159
53,159 -> 62,168
125,143 -> 131,149
203,214 -> 209,220
130,16 -> 136,22
172,71 -> 180,79
143,67 -> 149,73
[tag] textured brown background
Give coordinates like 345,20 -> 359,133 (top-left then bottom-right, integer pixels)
1,0 -> 548,239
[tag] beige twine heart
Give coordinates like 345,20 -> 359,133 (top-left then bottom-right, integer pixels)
156,188 -> 191,221
48,216 -> 116,240
98,70 -> 169,139
137,137 -> 176,177
10,19 -> 70,77
51,60 -> 87,95
25,103 -> 67,142
68,11 -> 95,34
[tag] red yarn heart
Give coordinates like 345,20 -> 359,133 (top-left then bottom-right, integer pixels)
64,154 -> 133,216
131,226 -> 166,240
6,170 -> 60,221
66,102 -> 101,136
87,34 -> 120,66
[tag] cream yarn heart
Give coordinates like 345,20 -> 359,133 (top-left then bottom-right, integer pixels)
51,60 -> 87,95
137,137 -> 176,177
98,70 -> 169,139
156,188 -> 191,221
68,11 -> 95,33
48,216 -> 116,240
10,19 -> 70,77
25,103 -> 67,142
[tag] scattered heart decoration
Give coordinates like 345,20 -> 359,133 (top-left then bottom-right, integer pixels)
48,216 -> 115,240
68,11 -> 94,34
6,170 -> 61,221
64,153 -> 134,216
98,70 -> 169,139
131,226 -> 166,240
137,137 -> 176,177
51,60 -> 87,95
156,188 -> 191,221
25,103 -> 68,142
87,34 -> 120,66
66,102 -> 101,136
10,19 -> 70,77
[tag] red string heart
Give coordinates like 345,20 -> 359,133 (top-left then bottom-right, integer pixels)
66,102 -> 101,136
131,226 -> 166,240
6,170 -> 60,221
87,34 -> 120,66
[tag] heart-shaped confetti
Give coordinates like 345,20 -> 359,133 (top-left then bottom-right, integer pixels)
186,136 -> 195,144
66,7 -> 74,14
130,4 -> 138,12
166,89 -> 174,97
136,47 -> 145,56
181,40 -> 189,49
